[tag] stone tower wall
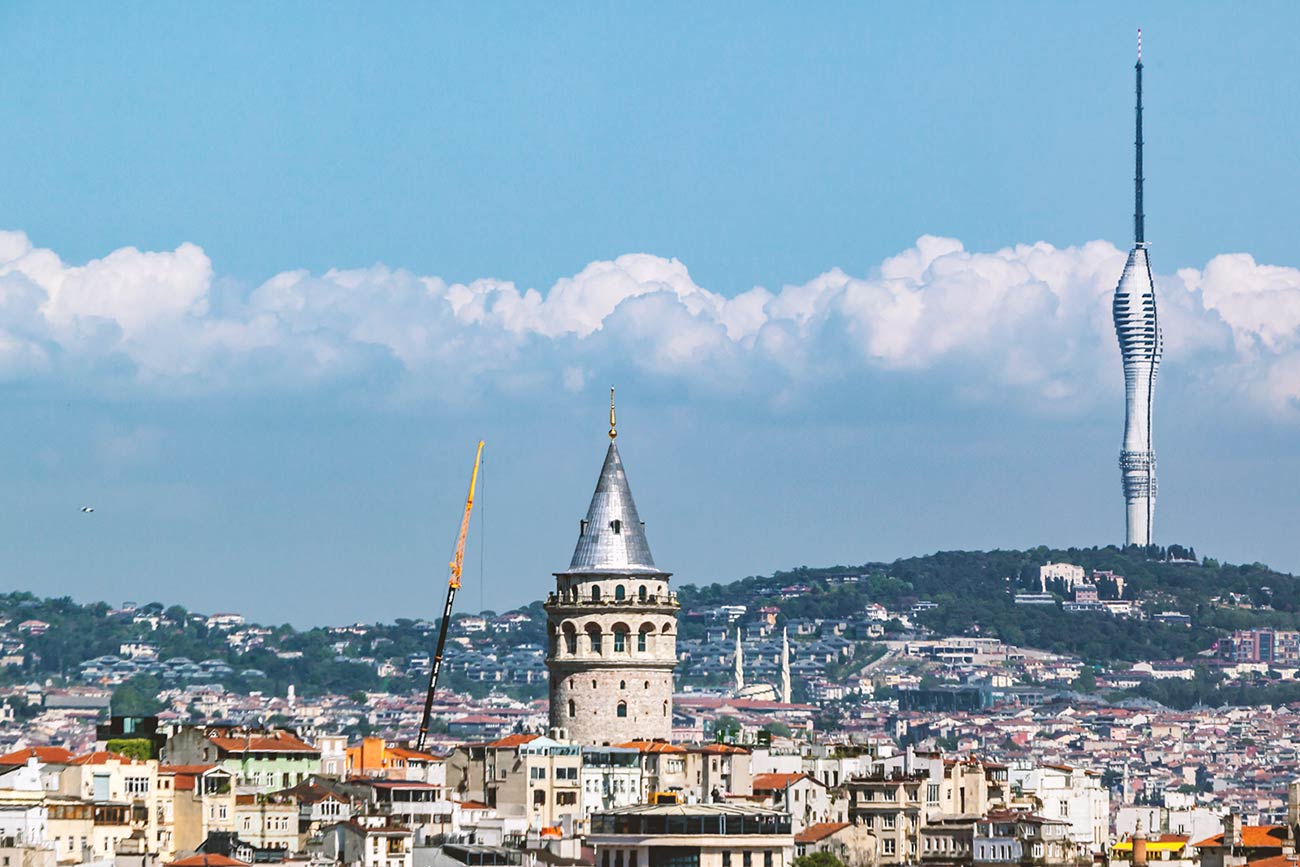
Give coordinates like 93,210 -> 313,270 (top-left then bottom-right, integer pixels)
545,587 -> 677,744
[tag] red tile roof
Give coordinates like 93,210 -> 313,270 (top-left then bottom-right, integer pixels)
752,773 -> 809,791
1245,856 -> 1298,867
795,822 -> 851,844
209,732 -> 318,754
691,744 -> 749,755
0,746 -> 74,765
167,856 -> 250,867
386,747 -> 440,761
486,733 -> 540,749
1194,827 -> 1288,850
616,740 -> 687,754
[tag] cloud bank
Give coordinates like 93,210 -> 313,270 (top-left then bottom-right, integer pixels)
1,229 -> 1298,415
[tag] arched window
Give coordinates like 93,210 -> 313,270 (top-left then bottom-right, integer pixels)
591,585 -> 601,602
637,628 -> 649,653
568,699 -> 575,718
663,700 -> 668,717
619,680 -> 626,690
638,585 -> 647,602
586,624 -> 602,655
615,585 -> 626,601
613,623 -> 630,653
617,701 -> 628,718
563,623 -> 577,656
644,680 -> 650,690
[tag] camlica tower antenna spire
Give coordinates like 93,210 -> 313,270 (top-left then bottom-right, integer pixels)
1112,26 -> 1163,548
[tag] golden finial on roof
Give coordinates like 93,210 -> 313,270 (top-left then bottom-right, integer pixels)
609,386 -> 617,440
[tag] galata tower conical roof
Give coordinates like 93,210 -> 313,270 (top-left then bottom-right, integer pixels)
564,442 -> 662,574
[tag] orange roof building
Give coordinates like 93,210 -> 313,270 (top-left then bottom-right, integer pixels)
345,736 -> 441,779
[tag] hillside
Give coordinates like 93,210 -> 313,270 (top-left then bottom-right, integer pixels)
3,544 -> 1299,712
676,544 -> 1300,664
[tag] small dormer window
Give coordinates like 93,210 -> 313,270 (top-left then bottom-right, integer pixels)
580,520 -> 588,535
610,519 -> 622,534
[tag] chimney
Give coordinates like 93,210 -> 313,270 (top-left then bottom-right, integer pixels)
1225,808 -> 1243,849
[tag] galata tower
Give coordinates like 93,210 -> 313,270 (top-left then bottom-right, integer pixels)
545,391 -> 678,744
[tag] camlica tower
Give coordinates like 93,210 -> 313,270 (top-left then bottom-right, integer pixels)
545,390 -> 678,744
1113,29 -> 1163,547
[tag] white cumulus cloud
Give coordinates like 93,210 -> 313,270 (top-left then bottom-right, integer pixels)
1,228 -> 1299,417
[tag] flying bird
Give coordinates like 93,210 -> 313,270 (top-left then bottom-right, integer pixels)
81,507 -> 94,513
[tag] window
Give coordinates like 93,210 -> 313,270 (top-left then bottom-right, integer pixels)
617,702 -> 628,718
638,632 -> 647,652
589,630 -> 603,654
723,854 -> 731,867
530,767 -> 547,781
533,790 -> 546,806
615,586 -> 626,601
639,586 -> 647,601
620,680 -> 626,690
125,777 -> 149,794
883,815 -> 896,829
764,853 -> 773,867
883,840 -> 896,856
743,854 -> 752,867
614,631 -> 626,652
611,519 -> 622,534
592,586 -> 602,602
568,700 -> 576,718
927,784 -> 940,803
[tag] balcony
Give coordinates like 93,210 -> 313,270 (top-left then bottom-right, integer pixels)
545,592 -> 679,609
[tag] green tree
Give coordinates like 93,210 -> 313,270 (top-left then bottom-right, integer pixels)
111,676 -> 162,716
105,738 -> 154,760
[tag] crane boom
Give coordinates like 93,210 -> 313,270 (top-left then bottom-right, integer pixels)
416,440 -> 484,752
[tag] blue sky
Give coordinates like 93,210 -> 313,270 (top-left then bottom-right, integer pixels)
2,3 -> 1299,625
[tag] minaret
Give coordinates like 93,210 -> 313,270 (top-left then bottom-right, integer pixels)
734,628 -> 745,693
545,389 -> 679,744
780,627 -> 792,704
1113,28 -> 1163,547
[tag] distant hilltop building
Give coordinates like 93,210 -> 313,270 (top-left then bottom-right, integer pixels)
1113,29 -> 1163,546
1039,562 -> 1086,593
545,391 -> 679,744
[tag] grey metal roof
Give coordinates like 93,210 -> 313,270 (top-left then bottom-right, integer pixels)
564,443 -> 661,575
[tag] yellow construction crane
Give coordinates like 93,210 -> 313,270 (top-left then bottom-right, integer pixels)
416,440 -> 484,752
